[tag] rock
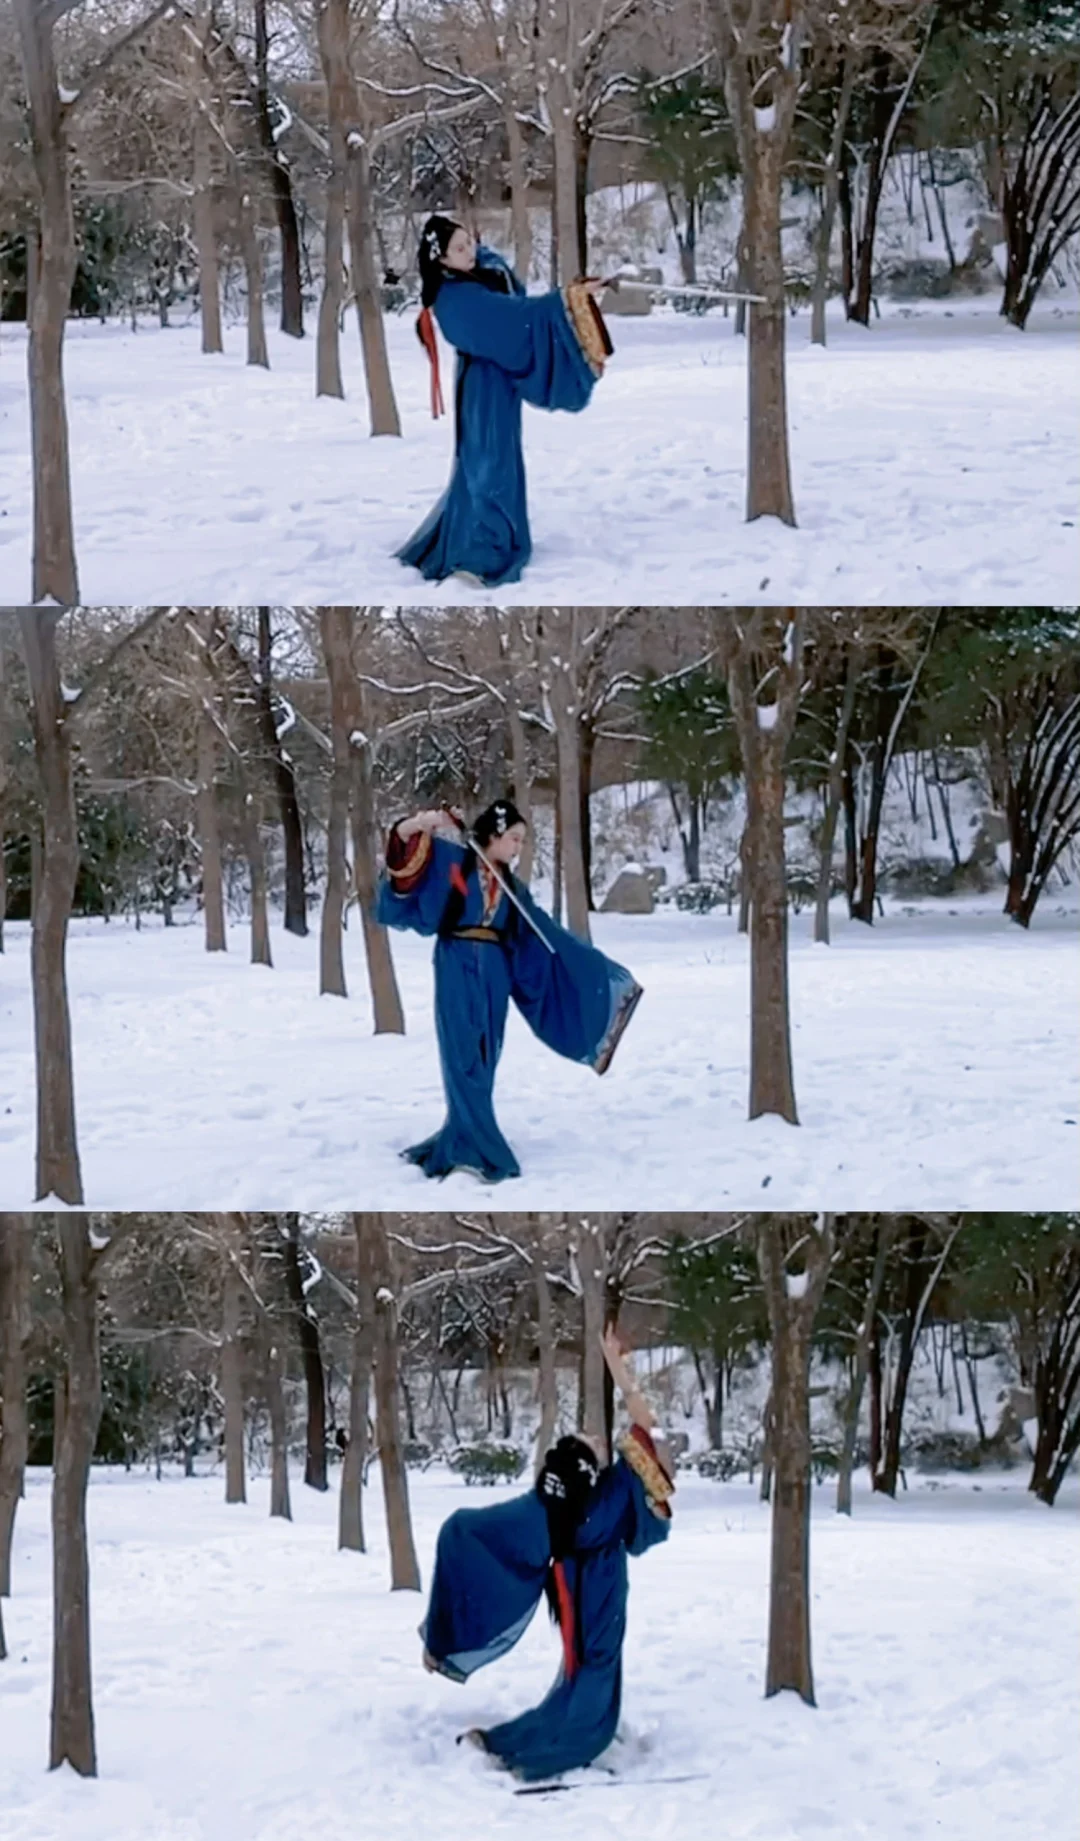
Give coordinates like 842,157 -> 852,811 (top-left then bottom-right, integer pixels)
600,868 -> 655,914
601,283 -> 652,316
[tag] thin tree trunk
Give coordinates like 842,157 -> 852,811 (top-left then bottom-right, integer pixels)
254,0 -> 304,338
575,1216 -> 607,1456
726,617 -> 803,1124
531,1221 -> 559,1472
507,699 -> 535,883
546,1 -> 580,286
191,8 -> 224,356
315,1 -> 347,400
12,0 -> 80,603
0,1217 -> 31,1606
221,1241 -> 247,1505
504,101 -> 533,279
237,186 -> 270,368
547,633 -> 590,942
261,1316 -> 292,1519
18,613 -> 82,1203
757,1216 -> 834,1703
346,138 -> 402,436
49,1223 -> 104,1774
811,60 -> 857,349
348,701 -> 405,1033
318,611 -> 350,996
241,778 -> 272,967
836,1220 -> 894,1514
196,696 -> 227,954
283,1215 -> 328,1491
256,609 -> 307,936
357,1214 -> 421,1589
814,648 -> 861,944
338,1267 -> 374,1550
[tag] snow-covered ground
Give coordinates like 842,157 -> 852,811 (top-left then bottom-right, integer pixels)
0,296 -> 1076,606
1,894 -> 1076,1209
1,1465 -> 1076,1841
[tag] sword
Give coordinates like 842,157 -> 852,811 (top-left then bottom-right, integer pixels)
601,277 -> 767,306
443,810 -> 556,955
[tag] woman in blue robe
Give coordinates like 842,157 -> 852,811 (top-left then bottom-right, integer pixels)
375,798 -> 642,1183
397,214 -> 612,588
420,1328 -> 674,1782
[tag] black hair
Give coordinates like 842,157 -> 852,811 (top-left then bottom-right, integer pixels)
473,798 -> 526,848
416,214 -> 515,318
536,1436 -> 601,1627
418,213 -> 461,309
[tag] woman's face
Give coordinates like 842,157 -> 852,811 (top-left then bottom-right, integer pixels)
486,821 -> 527,866
442,225 -> 476,273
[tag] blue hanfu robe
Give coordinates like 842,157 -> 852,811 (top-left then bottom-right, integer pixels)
397,249 -> 602,588
375,834 -> 641,1183
421,1456 -> 670,1781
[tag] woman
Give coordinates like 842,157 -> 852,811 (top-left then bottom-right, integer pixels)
374,798 -> 642,1184
397,214 -> 612,588
420,1327 -> 674,1782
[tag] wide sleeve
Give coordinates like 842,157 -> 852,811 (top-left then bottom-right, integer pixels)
375,829 -> 464,936
421,1492 -> 550,1680
507,881 -> 642,1072
433,280 -> 603,414
574,1455 -> 672,1561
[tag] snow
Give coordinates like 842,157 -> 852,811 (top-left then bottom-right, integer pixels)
0,300 -> 1076,604
1,1466 -> 1076,1841
757,701 -> 779,730
785,1270 -> 809,1299
1,895 -> 1076,1209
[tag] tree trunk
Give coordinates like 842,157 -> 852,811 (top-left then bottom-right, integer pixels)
504,101 -> 533,279
339,1238 -> 375,1550
261,1317 -> 292,1519
546,3 -> 580,286
727,626 -> 800,1125
722,46 -> 798,527
574,124 -> 590,277
814,649 -> 861,944
196,693 -> 227,954
237,187 -> 270,369
241,777 -> 273,967
346,137 -> 402,436
18,613 -> 83,1203
221,1243 -> 247,1505
849,58 -> 891,327
319,611 -> 351,996
256,609 -> 307,936
50,1223 -> 105,1774
191,9 -> 224,356
575,1216 -> 607,1456
810,60 -> 857,349
547,636 -> 591,942
349,711 -> 405,1034
531,1222 -> 559,1471
254,0 -> 304,338
757,1216 -> 834,1704
0,1217 -> 31,1602
836,1220 -> 894,1514
317,128 -> 346,398
874,1221 -> 928,1496
507,699 -> 535,883
12,0 -> 80,604
357,1214 -> 421,1589
283,1216 -> 328,1491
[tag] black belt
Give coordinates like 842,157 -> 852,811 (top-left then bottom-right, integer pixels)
451,926 -> 501,943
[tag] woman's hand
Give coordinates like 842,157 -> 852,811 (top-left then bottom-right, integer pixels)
398,808 -> 453,840
582,277 -> 606,300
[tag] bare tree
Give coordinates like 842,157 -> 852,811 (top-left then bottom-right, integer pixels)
756,1212 -> 835,1703
355,1212 -> 421,1590
13,0 -> 172,601
283,1214 -> 329,1491
12,608 -> 172,1202
0,1216 -> 32,1663
723,610 -> 805,1124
